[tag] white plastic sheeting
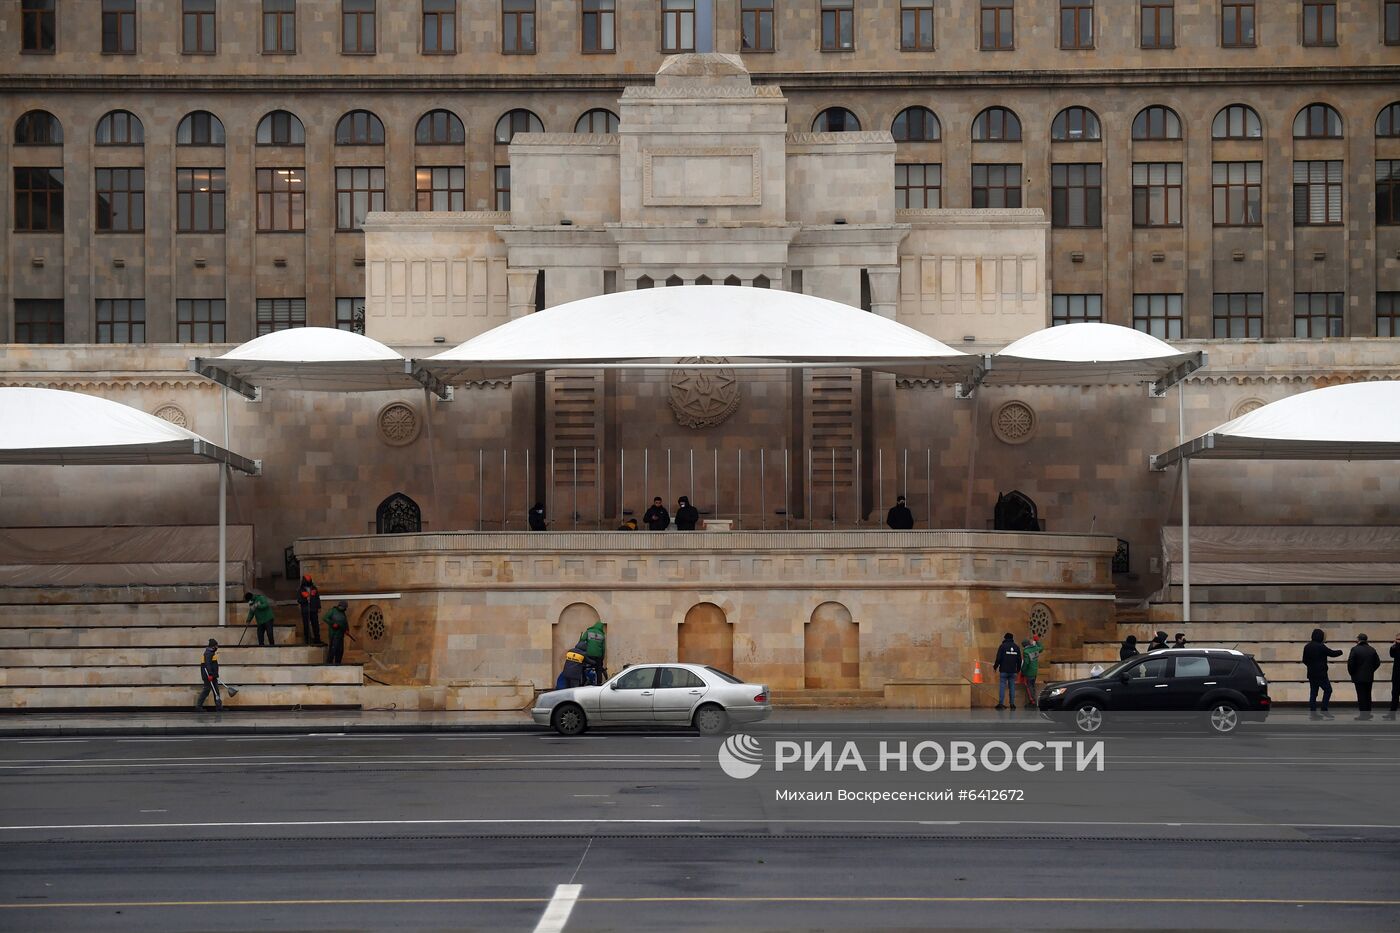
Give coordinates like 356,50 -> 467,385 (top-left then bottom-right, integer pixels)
191,326 -> 422,395
987,322 -> 1202,388
419,286 -> 978,383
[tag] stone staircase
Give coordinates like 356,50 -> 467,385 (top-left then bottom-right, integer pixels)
0,587 -> 363,710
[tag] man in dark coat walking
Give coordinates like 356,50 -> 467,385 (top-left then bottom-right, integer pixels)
675,496 -> 699,531
1347,634 -> 1381,719
196,638 -> 222,711
992,632 -> 1021,711
885,496 -> 914,530
297,574 -> 324,646
1387,633 -> 1400,720
643,497 -> 670,531
1302,628 -> 1343,718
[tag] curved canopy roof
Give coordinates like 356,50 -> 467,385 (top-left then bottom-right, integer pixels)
190,327 -> 434,398
986,322 -> 1203,390
418,286 -> 977,383
1153,381 -> 1400,468
0,387 -> 258,473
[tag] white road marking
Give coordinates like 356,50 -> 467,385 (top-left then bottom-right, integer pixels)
15,740 -> 88,744
532,884 -> 581,933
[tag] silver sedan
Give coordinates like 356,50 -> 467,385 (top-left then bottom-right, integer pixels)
532,663 -> 772,736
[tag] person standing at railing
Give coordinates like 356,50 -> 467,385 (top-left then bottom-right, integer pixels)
675,496 -> 699,531
644,497 -> 670,531
885,496 -> 914,530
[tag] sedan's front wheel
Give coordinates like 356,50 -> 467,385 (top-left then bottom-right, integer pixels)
693,704 -> 729,736
551,703 -> 587,736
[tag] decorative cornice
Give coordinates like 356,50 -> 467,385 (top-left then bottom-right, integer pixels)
786,131 -> 893,145
362,210 -> 509,232
0,376 -> 217,390
513,133 -> 619,147
623,84 -> 785,99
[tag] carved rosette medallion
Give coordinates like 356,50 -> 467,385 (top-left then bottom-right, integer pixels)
377,402 -> 421,447
992,400 -> 1037,445
669,357 -> 741,430
152,404 -> 189,429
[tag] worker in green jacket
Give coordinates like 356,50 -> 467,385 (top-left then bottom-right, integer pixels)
582,621 -> 607,685
1021,636 -> 1045,707
244,591 -> 276,646
323,600 -> 350,665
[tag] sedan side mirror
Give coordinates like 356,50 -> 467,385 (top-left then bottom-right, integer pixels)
609,681 -> 618,690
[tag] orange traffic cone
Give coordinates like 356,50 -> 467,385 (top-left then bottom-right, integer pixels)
972,660 -> 984,685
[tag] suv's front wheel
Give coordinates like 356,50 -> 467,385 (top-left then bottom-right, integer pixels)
1206,702 -> 1240,735
1073,701 -> 1105,734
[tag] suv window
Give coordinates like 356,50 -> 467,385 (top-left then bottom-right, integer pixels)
1126,658 -> 1169,679
613,667 -> 656,690
1208,656 -> 1239,677
658,667 -> 705,689
1173,656 -> 1210,678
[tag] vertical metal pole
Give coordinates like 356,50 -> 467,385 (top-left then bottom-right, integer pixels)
689,448 -> 695,502
760,449 -> 766,530
478,449 -> 484,531
713,449 -> 719,522
783,449 -> 790,530
502,449 -> 508,530
807,447 -> 813,530
549,448 -> 555,532
855,448 -> 861,526
1179,384 -> 1191,623
525,449 -> 531,527
218,386 -> 228,627
572,447 -> 578,530
737,449 -> 743,529
902,448 -> 908,500
878,448 -> 884,520
598,447 -> 603,530
831,448 -> 836,529
620,448 -> 625,525
926,448 -> 932,528
644,448 -> 649,506
666,448 -> 672,509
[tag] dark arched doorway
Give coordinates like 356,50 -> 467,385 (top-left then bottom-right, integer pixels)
376,493 -> 421,534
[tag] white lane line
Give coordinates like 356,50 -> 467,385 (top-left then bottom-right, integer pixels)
532,884 -> 582,933
116,738 -> 192,743
15,739 -> 88,744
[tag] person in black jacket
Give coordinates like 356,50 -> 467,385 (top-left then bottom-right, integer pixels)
195,639 -> 222,712
1387,633 -> 1400,720
643,497 -> 670,531
675,496 -> 699,531
297,574 -> 324,647
1119,635 -> 1140,661
528,502 -> 547,531
992,633 -> 1022,710
1347,634 -> 1381,719
1302,628 -> 1344,718
885,497 -> 914,530
1148,631 -> 1169,652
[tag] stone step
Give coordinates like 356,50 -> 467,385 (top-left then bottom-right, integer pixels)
1147,603 -> 1400,624
0,602 -> 250,628
0,585 -> 234,605
0,684 -> 362,710
0,625 -> 300,649
770,688 -> 886,708
1157,584 -> 1400,604
0,664 -> 362,687
1114,621 -> 1394,643
0,646 -> 324,667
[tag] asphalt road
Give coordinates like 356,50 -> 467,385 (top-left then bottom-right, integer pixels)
1,723 -> 1398,932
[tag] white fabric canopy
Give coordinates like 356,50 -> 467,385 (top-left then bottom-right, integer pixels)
418,286 -> 978,383
986,322 -> 1203,388
1153,381 -> 1400,468
190,326 -> 428,398
0,387 -> 258,473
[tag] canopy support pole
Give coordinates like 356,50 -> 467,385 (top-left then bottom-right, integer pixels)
424,388 -> 441,532
218,387 -> 228,628
1178,383 -> 1190,624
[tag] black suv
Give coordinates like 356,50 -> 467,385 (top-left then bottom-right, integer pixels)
1038,648 -> 1270,734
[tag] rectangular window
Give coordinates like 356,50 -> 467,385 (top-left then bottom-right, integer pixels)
14,299 -> 64,344
1221,0 -> 1254,46
1388,0 -> 1400,44
495,166 -> 511,211
1140,0 -> 1173,48
981,0 -> 1013,50
177,298 -> 227,342
95,168 -> 145,233
183,0 -> 217,53
336,297 -> 366,334
1379,292 -> 1400,337
1212,293 -> 1263,338
102,0 -> 137,53
663,0 -> 696,52
1293,292 -> 1344,337
740,0 -> 773,51
1132,162 -> 1183,227
21,0 -> 56,53
177,168 -> 226,233
13,167 -> 64,232
1051,163 -> 1102,228
902,0 -> 934,51
821,0 -> 854,50
256,298 -> 307,336
95,298 -> 146,344
1060,0 -> 1093,49
263,0 -> 296,52
1052,294 -> 1103,326
342,0 -> 375,53
423,0 -> 456,52
1302,0 -> 1336,45
1211,161 -> 1262,226
415,166 -> 466,211
895,163 -> 942,209
971,164 -> 1022,208
335,166 -> 386,231
1379,161 -> 1400,226
1293,160 -> 1343,226
503,0 -> 535,53
1133,293 -> 1183,340
256,168 -> 306,232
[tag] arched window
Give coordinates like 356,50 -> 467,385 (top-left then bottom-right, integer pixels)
416,109 -> 465,145
753,274 -> 770,288
375,493 -> 421,535
256,110 -> 305,146
694,275 -> 712,285
636,275 -> 654,289
494,109 -> 543,143
14,110 -> 62,146
177,111 -> 225,146
1050,107 -> 1101,142
891,106 -> 940,142
335,110 -> 385,145
724,275 -> 741,286
1375,102 -> 1400,138
1293,104 -> 1342,139
972,107 -> 1021,142
812,107 -> 860,133
1132,106 -> 1182,141
574,109 -> 619,134
665,275 -> 684,287
95,110 -> 143,146
1211,104 -> 1262,140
